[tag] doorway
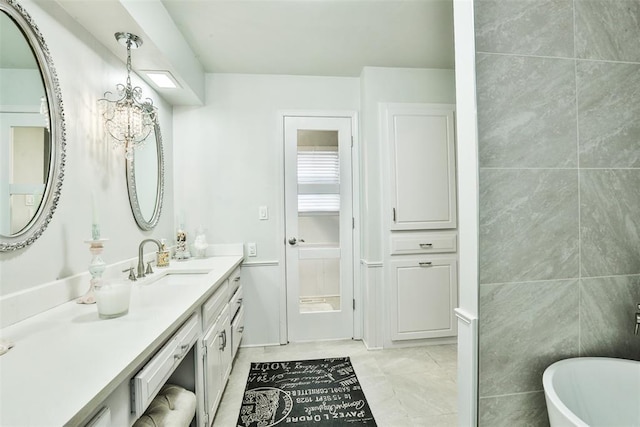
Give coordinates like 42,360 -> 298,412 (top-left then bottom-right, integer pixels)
283,115 -> 354,342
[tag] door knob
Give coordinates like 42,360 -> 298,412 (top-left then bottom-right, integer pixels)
288,237 -> 305,245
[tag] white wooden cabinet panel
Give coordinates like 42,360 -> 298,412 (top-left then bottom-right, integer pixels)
231,305 -> 245,360
132,313 -> 200,418
389,256 -> 458,341
390,231 -> 457,255
384,103 -> 457,230
201,305 -> 231,427
202,279 -> 229,330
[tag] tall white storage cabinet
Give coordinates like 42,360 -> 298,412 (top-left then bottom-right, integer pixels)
382,103 -> 458,345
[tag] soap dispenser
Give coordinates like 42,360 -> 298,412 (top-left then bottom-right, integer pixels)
157,239 -> 170,268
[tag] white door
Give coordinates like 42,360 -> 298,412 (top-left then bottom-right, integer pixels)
284,116 -> 353,342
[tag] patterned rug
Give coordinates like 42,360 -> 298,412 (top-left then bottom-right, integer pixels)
237,357 -> 377,426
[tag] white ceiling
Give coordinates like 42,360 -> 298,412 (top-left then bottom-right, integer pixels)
53,0 -> 455,105
162,0 -> 455,76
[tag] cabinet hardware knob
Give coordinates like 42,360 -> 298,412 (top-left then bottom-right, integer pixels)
419,261 -> 432,267
419,243 -> 433,248
174,344 -> 189,360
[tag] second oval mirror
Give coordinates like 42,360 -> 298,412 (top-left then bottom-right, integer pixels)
127,121 -> 164,231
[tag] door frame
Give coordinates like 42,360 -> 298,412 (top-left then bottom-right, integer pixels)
277,110 -> 361,344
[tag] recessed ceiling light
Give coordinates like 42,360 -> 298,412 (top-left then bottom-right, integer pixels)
142,70 -> 181,89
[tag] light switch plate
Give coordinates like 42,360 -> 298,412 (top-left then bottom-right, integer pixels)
259,206 -> 268,220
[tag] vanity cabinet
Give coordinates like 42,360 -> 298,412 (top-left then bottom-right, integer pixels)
197,266 -> 243,427
382,102 -> 458,346
0,254 -> 245,427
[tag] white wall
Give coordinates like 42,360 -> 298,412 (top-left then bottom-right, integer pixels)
173,73 -> 359,345
0,0 -> 174,299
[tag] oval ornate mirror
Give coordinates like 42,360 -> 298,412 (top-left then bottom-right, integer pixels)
0,0 -> 66,251
126,121 -> 164,231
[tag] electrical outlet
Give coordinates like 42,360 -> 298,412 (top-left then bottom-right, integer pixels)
259,206 -> 268,220
247,242 -> 257,257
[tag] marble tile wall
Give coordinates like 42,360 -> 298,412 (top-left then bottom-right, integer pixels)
475,0 -> 640,425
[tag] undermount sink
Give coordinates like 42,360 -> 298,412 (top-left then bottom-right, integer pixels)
543,357 -> 640,427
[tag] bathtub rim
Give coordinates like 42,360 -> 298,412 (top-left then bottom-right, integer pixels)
542,357 -> 640,427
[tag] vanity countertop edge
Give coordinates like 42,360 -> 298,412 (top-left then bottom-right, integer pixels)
0,255 -> 243,427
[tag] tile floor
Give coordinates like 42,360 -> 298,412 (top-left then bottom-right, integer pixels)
212,340 -> 458,426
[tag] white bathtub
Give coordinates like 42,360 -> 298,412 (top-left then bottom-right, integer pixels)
542,357 -> 640,427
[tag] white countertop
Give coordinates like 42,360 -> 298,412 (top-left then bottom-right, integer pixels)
0,256 -> 243,427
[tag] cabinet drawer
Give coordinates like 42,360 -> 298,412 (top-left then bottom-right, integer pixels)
229,267 -> 241,298
231,306 -> 245,359
390,232 -> 457,255
230,286 -> 243,320
131,313 -> 199,417
202,279 -> 229,330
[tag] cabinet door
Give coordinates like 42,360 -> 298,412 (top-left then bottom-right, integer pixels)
219,309 -> 232,384
202,323 -> 223,426
389,256 -> 457,341
384,103 -> 457,230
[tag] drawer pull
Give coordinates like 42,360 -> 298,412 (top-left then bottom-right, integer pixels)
418,262 -> 432,267
219,331 -> 227,350
238,326 -> 244,333
174,344 -> 190,360
237,298 -> 243,305
419,243 -> 433,248
234,276 -> 240,282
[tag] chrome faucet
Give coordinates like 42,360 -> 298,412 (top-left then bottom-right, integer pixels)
137,238 -> 162,279
635,303 -> 640,335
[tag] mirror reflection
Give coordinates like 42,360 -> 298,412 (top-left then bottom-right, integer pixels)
0,10 -> 50,237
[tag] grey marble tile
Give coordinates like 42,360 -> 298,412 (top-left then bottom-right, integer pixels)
580,170 -> 640,277
577,61 -> 640,167
576,0 -> 640,62
474,0 -> 573,57
387,370 -> 458,417
477,54 -> 577,168
479,280 -> 579,396
580,276 -> 640,361
215,340 -> 458,426
479,169 -> 579,284
479,392 -> 550,427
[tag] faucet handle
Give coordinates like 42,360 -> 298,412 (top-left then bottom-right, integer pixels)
145,261 -> 154,275
122,267 -> 136,281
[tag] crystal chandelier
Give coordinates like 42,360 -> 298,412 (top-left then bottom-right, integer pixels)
99,32 -> 157,160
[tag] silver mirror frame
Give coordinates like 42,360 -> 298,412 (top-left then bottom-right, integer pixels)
126,121 -> 164,231
0,0 -> 66,252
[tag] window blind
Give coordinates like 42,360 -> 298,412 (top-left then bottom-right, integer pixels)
297,149 -> 340,212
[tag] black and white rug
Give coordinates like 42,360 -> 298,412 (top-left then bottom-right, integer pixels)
237,357 -> 377,426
